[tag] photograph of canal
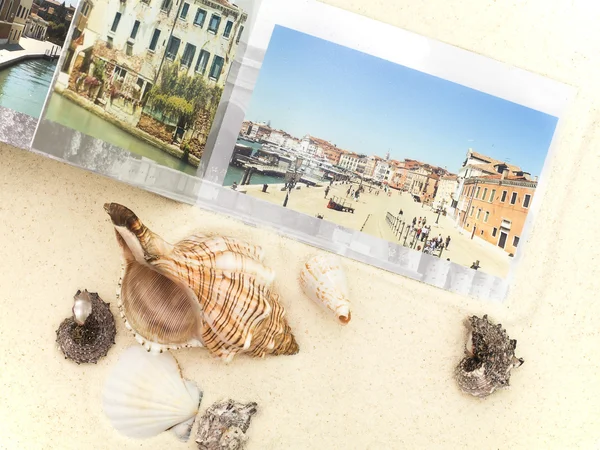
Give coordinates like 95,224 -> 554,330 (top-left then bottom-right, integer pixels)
221,24 -> 562,279
34,0 -> 255,176
0,0 -> 73,120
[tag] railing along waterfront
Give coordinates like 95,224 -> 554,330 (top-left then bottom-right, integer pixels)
385,212 -> 444,258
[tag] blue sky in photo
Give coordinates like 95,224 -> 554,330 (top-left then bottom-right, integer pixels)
245,25 -> 559,177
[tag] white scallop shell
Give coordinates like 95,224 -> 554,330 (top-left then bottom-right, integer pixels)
299,253 -> 351,324
102,346 -> 202,441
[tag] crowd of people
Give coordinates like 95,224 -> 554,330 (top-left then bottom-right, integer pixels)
407,216 -> 452,254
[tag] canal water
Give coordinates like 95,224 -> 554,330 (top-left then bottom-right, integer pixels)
223,165 -> 285,186
223,138 -> 285,186
43,93 -> 199,176
0,58 -> 57,118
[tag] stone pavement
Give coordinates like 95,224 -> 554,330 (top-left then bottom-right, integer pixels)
242,181 -> 512,278
0,37 -> 61,69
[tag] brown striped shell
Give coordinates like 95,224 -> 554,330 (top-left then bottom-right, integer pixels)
104,203 -> 298,362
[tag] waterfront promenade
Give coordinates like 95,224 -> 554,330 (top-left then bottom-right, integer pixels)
0,37 -> 60,70
241,182 -> 511,277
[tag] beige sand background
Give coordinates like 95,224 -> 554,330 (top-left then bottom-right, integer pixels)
2,0 -> 600,448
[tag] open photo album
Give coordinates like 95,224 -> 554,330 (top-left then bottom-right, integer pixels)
0,0 -> 574,300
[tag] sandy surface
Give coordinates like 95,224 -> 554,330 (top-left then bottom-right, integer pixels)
3,0 -> 600,447
242,182 -> 511,277
1,131 -> 600,450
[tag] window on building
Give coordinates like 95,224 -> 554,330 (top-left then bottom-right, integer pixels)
16,5 -> 21,16
180,2 -> 189,20
130,20 -> 140,39
208,14 -> 221,33
160,0 -> 172,12
107,36 -> 114,48
194,49 -> 210,74
501,190 -> 507,202
484,211 -> 489,222
223,20 -> 233,38
492,227 -> 497,237
490,189 -> 496,203
482,188 -> 488,201
193,8 -> 207,27
148,28 -> 160,51
476,209 -> 481,220
510,192 -> 517,205
126,42 -> 133,56
82,1 -> 90,15
181,43 -> 196,67
165,36 -> 181,61
470,206 -> 474,216
208,55 -> 224,81
476,187 -> 481,198
110,12 -> 121,32
523,194 -> 531,208
513,236 -> 520,247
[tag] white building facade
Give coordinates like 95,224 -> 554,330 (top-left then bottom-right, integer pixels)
24,13 -> 48,40
374,160 -> 389,182
434,175 -> 458,209
338,153 -> 360,172
300,135 -> 319,156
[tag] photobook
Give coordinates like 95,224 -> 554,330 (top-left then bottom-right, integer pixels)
0,0 -> 574,300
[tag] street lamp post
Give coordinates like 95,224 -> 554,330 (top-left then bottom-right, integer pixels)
283,156 -> 303,208
435,199 -> 446,225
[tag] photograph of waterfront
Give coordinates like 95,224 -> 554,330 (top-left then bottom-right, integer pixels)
0,0 -> 72,118
224,25 -> 559,278
36,0 -> 252,175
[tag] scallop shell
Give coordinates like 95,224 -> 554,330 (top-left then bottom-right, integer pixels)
104,203 -> 299,362
196,399 -> 258,450
299,253 -> 351,324
455,315 -> 524,398
102,345 -> 202,441
56,290 -> 116,364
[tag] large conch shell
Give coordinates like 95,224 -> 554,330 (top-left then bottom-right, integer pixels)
102,346 -> 202,441
299,253 -> 351,324
104,203 -> 299,362
455,315 -> 524,398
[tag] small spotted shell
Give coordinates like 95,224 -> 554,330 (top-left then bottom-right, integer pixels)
299,253 -> 351,324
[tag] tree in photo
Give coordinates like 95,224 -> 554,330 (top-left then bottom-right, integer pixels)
142,62 -> 223,159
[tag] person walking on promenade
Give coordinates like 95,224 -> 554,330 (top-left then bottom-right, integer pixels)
412,217 -> 417,226
445,235 -> 451,249
422,217 -> 427,226
324,186 -> 330,199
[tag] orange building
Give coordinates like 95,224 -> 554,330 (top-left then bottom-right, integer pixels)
458,168 -> 536,255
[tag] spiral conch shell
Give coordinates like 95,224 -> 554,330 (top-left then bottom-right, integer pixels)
104,203 -> 299,362
102,346 -> 202,441
455,315 -> 524,398
299,253 -> 351,324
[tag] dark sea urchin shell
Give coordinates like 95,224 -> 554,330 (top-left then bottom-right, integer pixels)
56,290 -> 116,364
455,315 -> 524,398
196,400 -> 258,450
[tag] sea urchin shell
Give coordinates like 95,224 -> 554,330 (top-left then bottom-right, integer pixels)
56,290 -> 116,364
455,315 -> 524,398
